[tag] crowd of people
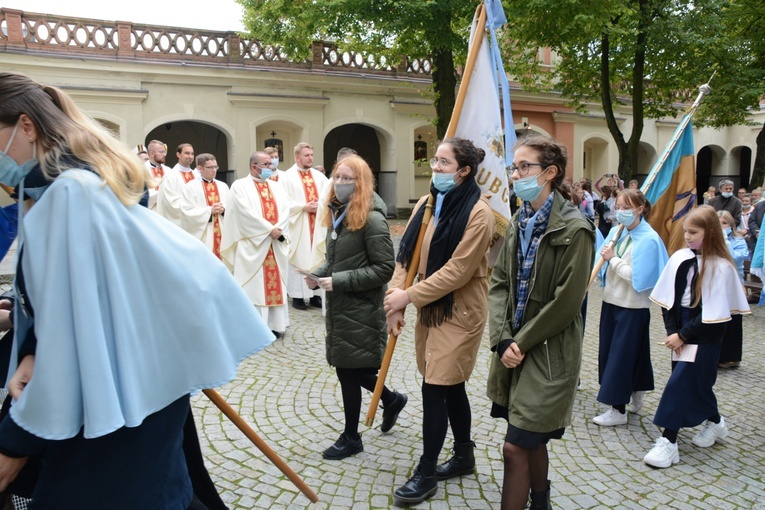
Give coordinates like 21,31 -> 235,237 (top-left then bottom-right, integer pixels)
0,70 -> 758,509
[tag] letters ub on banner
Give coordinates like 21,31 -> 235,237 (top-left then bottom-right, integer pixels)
453,9 -> 513,237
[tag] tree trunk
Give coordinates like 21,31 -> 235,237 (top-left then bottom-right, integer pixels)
599,31 -> 630,179
431,46 -> 456,140
752,122 -> 765,188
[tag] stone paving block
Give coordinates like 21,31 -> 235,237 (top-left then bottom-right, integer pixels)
185,234 -> 765,509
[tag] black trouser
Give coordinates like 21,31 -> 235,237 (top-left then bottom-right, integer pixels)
421,381 -> 471,461
336,367 -> 394,438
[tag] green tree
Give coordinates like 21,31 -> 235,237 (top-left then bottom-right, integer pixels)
237,0 -> 480,139
503,0 -> 764,182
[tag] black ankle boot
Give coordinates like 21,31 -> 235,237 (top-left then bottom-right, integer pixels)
394,458 -> 438,504
529,480 -> 552,510
435,441 -> 476,480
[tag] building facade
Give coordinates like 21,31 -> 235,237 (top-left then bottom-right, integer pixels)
1,8 -> 761,214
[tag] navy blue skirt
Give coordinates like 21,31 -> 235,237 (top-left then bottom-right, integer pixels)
597,302 -> 654,406
653,308 -> 722,431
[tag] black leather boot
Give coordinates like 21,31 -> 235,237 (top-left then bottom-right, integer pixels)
435,441 -> 476,480
529,480 -> 553,510
393,457 -> 438,505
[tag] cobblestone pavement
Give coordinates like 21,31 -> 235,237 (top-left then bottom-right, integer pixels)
4,237 -> 763,509
195,238 -> 765,509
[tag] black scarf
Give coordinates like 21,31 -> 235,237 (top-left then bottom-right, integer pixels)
397,178 -> 481,327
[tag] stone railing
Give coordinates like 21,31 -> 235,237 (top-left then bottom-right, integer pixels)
0,8 -> 431,79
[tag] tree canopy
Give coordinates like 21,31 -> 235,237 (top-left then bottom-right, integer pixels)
502,0 -> 765,181
238,0 -> 481,138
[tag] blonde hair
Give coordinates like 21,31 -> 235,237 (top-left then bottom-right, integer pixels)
716,210 -> 742,238
321,155 -> 375,231
294,142 -> 313,155
684,205 -> 736,307
0,72 -> 146,205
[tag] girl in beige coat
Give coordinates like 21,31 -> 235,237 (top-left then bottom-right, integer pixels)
384,137 -> 495,505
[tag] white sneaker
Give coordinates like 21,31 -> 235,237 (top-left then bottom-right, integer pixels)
629,391 -> 645,414
692,417 -> 729,447
643,437 -> 680,468
592,408 -> 628,426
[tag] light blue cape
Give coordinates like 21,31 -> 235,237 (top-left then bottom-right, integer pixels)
597,218 -> 668,293
9,170 -> 274,440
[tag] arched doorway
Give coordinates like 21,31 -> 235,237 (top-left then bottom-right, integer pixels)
696,145 -> 726,204
731,146 -> 753,190
323,124 -> 381,183
145,121 -> 231,183
635,141 -> 658,187
582,136 -> 609,181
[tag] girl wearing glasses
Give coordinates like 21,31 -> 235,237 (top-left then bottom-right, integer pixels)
592,189 -> 667,428
308,155 -> 405,461
487,135 -> 595,510
384,137 -> 495,505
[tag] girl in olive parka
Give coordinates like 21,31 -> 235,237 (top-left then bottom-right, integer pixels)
310,155 -> 406,461
487,135 -> 595,510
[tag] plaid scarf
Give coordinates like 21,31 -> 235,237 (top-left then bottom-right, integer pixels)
513,193 -> 555,331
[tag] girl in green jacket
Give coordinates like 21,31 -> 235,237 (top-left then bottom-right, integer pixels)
488,135 -> 595,510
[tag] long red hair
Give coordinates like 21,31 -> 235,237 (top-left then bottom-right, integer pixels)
321,155 -> 375,231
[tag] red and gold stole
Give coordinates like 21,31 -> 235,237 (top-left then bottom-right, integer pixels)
255,180 -> 284,306
149,164 -> 164,190
299,170 -> 319,244
181,170 -> 196,184
202,180 -> 222,259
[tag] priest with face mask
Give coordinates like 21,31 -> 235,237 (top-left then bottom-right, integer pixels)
220,151 -> 291,337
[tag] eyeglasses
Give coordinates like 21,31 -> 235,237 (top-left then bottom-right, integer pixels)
507,162 -> 547,176
204,165 -> 219,170
334,176 -> 356,184
430,158 -> 456,169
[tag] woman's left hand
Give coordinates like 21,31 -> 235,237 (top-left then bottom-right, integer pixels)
664,333 -> 684,354
384,288 -> 411,316
601,245 -> 614,261
316,277 -> 333,291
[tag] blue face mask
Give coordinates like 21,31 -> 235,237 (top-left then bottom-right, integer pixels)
616,210 -> 636,226
513,171 -> 547,202
432,171 -> 460,194
0,122 -> 38,188
259,167 -> 273,180
721,192 -> 733,199
724,227 -> 732,236
271,157 -> 279,168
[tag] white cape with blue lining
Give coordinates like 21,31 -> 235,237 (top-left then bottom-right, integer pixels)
10,169 -> 274,440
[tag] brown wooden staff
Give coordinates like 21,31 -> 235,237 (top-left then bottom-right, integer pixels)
365,4 -> 487,427
203,389 -> 319,503
365,198 -> 434,426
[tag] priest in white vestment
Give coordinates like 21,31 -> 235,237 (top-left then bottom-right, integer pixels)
221,151 -> 290,335
157,143 -> 200,225
144,140 -> 171,211
281,142 -> 329,310
180,153 -> 229,259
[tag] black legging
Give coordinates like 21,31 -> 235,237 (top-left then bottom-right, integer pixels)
422,381 -> 472,462
336,367 -> 394,439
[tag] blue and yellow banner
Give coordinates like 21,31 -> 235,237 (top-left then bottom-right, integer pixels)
643,120 -> 696,255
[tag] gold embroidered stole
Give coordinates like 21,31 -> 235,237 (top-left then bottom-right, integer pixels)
255,181 -> 284,306
299,170 -> 319,245
202,180 -> 222,259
